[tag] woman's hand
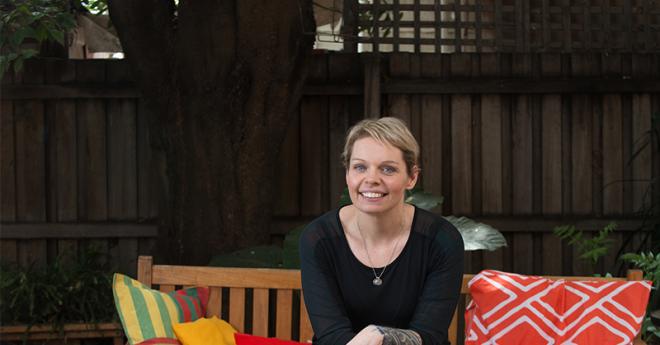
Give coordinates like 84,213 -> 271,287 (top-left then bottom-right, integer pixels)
347,325 -> 384,345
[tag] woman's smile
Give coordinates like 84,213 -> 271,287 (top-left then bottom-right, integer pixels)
360,191 -> 387,198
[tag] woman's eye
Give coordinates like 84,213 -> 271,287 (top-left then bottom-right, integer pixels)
382,166 -> 396,174
354,165 -> 366,172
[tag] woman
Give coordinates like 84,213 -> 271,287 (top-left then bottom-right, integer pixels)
300,117 -> 464,345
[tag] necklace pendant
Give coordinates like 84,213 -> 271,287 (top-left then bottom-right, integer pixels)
372,277 -> 383,286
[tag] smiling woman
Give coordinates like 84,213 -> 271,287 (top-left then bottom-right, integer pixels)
300,117 -> 464,345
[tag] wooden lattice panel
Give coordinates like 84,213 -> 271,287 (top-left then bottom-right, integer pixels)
352,0 -> 660,52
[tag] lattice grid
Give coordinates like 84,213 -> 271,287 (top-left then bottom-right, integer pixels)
351,0 -> 660,53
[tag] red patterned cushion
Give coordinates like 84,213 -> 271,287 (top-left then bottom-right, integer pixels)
234,333 -> 306,345
465,270 -> 652,345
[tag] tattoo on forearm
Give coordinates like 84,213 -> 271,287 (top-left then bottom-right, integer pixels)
372,325 -> 422,345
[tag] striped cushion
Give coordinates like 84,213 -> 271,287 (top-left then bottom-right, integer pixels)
113,273 -> 209,345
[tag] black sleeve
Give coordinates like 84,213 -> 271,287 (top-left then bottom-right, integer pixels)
408,220 -> 464,345
300,223 -> 356,345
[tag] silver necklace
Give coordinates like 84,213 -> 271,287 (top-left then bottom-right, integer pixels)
355,210 -> 406,286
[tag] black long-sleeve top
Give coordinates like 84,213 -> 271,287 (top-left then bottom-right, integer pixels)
300,205 -> 464,345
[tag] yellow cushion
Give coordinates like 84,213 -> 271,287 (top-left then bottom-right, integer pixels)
172,316 -> 237,345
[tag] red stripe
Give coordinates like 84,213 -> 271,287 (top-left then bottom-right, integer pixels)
134,337 -> 180,345
196,287 -> 210,312
171,293 -> 192,321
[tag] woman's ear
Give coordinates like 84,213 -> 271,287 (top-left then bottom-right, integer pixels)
406,166 -> 420,190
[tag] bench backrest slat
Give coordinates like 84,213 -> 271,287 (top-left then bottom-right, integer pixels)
254,288 -> 269,337
276,290 -> 293,339
229,287 -> 246,333
206,286 -> 222,318
137,256 -> 644,344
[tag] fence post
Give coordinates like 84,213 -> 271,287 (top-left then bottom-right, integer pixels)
342,0 -> 358,52
363,54 -> 381,118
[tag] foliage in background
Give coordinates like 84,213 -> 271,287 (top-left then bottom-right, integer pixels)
77,0 -> 108,14
622,252 -> 660,288
210,187 -> 507,268
0,247 -> 116,330
554,222 -> 616,268
622,252 -> 660,342
0,0 -> 76,76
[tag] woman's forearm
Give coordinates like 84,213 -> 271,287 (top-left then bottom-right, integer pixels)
375,326 -> 422,345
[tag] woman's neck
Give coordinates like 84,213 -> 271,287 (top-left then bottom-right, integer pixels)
354,203 -> 410,243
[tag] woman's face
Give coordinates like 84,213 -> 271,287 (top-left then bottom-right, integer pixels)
346,137 -> 418,215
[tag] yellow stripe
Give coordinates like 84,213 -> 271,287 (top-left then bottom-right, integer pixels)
140,288 -> 168,337
162,293 -> 181,323
115,276 -> 145,344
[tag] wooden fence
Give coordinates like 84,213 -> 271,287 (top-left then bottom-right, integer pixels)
0,59 -> 158,277
1,53 -> 658,277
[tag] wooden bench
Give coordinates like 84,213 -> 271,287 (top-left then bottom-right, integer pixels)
137,256 -> 647,344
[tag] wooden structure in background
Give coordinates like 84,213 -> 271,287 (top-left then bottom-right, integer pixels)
344,0 -> 660,53
1,53 -> 658,277
0,59 -> 158,277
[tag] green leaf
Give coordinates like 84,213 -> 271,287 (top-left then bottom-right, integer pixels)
338,187 -> 352,207
35,25 -> 49,41
11,26 -> 37,46
21,49 -> 39,59
282,225 -> 306,269
405,188 -> 444,211
208,245 -> 283,268
49,29 -> 64,44
13,57 -> 24,74
444,216 -> 507,251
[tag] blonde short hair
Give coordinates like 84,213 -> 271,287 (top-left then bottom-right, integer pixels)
341,117 -> 420,176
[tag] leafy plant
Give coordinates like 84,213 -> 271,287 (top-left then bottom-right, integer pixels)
0,246 -> 116,331
553,221 -> 616,266
208,245 -> 283,268
622,252 -> 660,287
0,0 -> 77,76
210,187 -> 507,268
78,0 -> 108,14
621,252 -> 660,342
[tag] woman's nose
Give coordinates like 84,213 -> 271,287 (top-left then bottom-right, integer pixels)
364,168 -> 380,183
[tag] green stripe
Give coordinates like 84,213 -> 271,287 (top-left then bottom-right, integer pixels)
153,289 -> 175,338
183,294 -> 199,320
186,288 -> 202,317
125,275 -> 157,340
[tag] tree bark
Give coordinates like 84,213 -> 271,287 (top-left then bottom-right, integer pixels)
108,0 -> 315,264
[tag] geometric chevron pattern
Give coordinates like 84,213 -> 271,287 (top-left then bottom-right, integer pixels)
465,270 -> 652,345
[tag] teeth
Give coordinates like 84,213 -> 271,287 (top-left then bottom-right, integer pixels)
361,192 -> 384,198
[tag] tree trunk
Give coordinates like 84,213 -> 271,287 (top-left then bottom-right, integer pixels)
108,0 -> 315,264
